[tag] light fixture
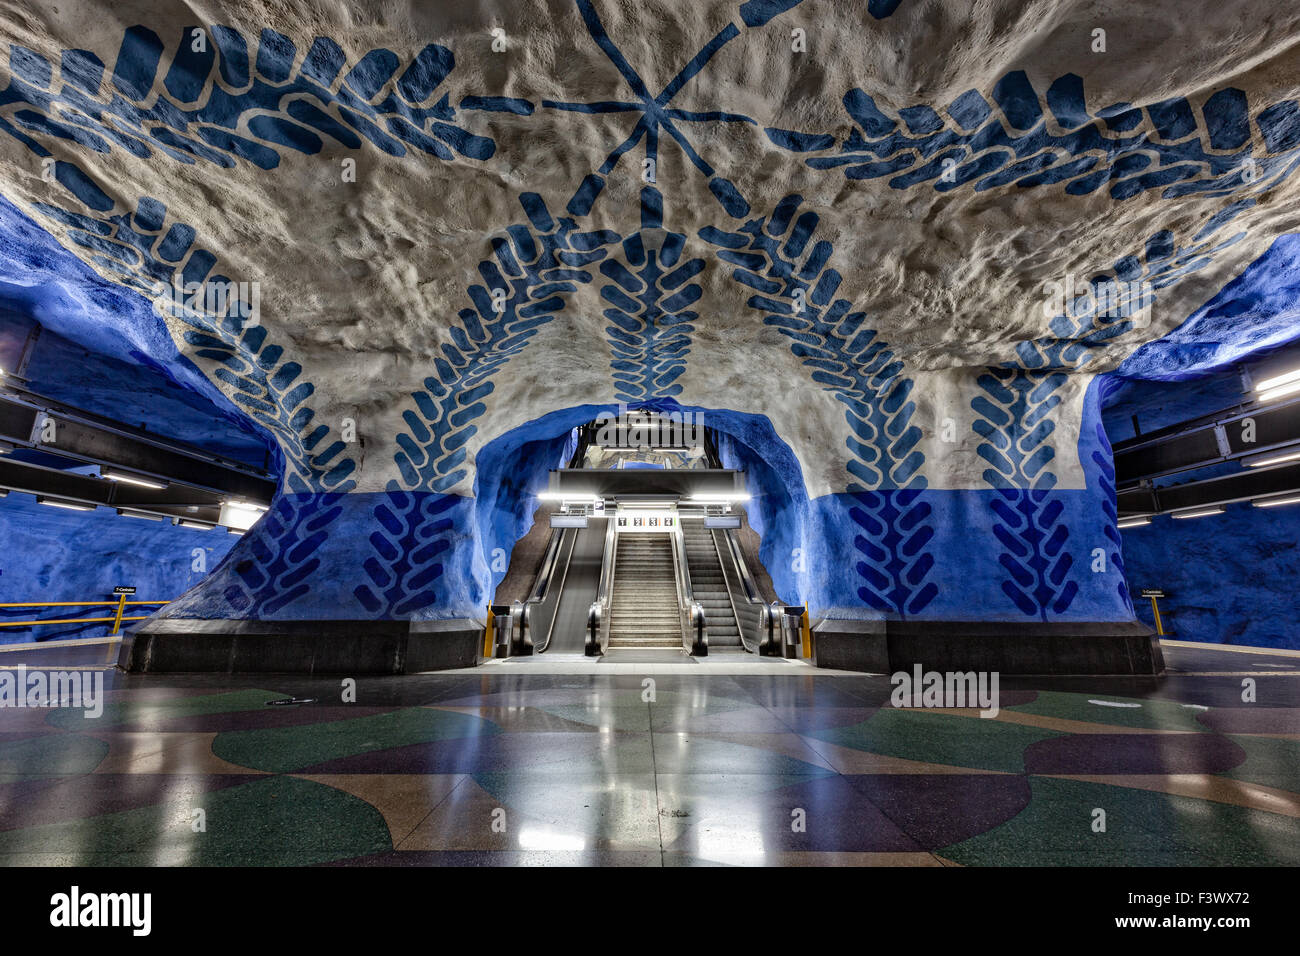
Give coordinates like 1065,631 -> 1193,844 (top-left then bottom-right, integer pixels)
220,499 -> 269,530
227,527 -> 245,535
688,493 -> 752,503
1256,378 -> 1300,404
1253,494 -> 1300,508
1171,506 -> 1224,520
1116,516 -> 1151,529
1245,449 -> 1300,468
116,508 -> 162,521
102,469 -> 168,490
37,496 -> 95,512
1255,367 -> 1300,393
537,491 -> 601,503
177,518 -> 214,530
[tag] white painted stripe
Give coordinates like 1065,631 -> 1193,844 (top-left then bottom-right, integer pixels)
1161,639 -> 1300,659
1088,699 -> 1142,708
0,636 -> 122,653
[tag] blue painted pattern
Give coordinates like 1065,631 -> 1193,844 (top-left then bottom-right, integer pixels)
6,0 -> 1300,628
602,197 -> 705,401
767,75 -> 1300,203
0,24 -> 506,196
702,193 -> 935,616
391,193 -> 619,493
28,195 -> 356,493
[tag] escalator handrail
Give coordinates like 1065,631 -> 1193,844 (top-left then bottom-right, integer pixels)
672,524 -> 707,655
526,525 -> 567,605
590,515 -> 618,654
722,528 -> 765,608
521,524 -> 573,654
717,526 -> 777,653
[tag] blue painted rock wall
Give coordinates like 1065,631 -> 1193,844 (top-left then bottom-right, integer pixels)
0,492 -> 238,643
1121,501 -> 1300,650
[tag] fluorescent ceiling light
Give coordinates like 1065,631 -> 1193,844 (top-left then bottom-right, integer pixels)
1116,517 -> 1151,529
688,493 -> 751,502
102,469 -> 168,490
1253,494 -> 1300,508
537,491 -> 600,502
1257,379 -> 1300,404
220,500 -> 269,530
1171,507 -> 1224,520
1246,449 -> 1300,468
177,519 -> 214,530
116,509 -> 162,521
227,527 -> 245,535
1255,367 -> 1300,393
37,496 -> 95,512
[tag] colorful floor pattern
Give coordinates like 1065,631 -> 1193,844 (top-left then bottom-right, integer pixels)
1,644 -> 1298,866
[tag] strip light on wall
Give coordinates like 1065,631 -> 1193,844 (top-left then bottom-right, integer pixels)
177,519 -> 215,530
102,469 -> 169,490
1255,367 -> 1300,404
37,496 -> 95,512
1245,449 -> 1300,468
1253,494 -> 1300,509
116,509 -> 163,521
1171,506 -> 1224,520
219,500 -> 269,531
1116,516 -> 1151,529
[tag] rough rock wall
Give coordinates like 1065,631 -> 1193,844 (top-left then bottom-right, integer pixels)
0,492 -> 237,642
1105,338 -> 1300,649
2,0 -> 1299,624
1122,501 -> 1300,650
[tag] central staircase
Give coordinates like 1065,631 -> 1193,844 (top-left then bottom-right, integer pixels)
607,533 -> 682,649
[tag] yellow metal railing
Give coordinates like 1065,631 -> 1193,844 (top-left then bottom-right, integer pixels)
0,597 -> 170,635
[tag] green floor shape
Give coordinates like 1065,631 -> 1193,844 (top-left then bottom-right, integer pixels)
0,733 -> 108,779
47,688 -> 285,730
212,706 -> 499,773
943,776 -> 1300,866
0,775 -> 392,865
1007,690 -> 1211,732
1219,734 -> 1300,793
811,707 -> 1063,773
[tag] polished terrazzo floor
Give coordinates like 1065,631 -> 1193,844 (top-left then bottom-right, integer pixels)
0,643 -> 1298,866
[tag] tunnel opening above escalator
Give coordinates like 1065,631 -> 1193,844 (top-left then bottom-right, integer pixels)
487,408 -> 791,662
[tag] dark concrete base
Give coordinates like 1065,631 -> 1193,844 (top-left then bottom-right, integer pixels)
121,617 -> 483,674
812,617 -> 1164,676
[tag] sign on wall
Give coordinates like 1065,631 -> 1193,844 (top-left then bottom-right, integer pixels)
616,511 -> 676,532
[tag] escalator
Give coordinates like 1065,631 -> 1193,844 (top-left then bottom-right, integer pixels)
510,509 -> 778,658
496,410 -> 782,659
680,518 -> 742,649
525,518 -> 606,654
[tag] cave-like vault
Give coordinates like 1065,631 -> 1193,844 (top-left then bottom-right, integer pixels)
2,0 -> 1299,649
